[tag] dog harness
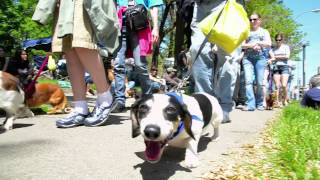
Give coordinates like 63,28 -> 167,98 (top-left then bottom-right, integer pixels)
166,92 -> 203,140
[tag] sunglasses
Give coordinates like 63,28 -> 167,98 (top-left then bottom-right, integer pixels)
250,18 -> 259,22
276,39 -> 282,42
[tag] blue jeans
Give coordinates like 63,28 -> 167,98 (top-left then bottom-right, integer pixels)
242,57 -> 266,109
113,25 -> 152,104
190,0 -> 235,113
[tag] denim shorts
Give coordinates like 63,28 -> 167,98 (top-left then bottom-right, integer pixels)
273,65 -> 289,75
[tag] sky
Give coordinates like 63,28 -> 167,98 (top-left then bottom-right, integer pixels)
282,0 -> 320,87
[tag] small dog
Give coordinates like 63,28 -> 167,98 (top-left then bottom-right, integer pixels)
26,83 -> 68,114
130,92 -> 223,168
265,90 -> 277,110
0,71 -> 34,132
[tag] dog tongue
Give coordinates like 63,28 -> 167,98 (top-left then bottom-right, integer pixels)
144,141 -> 161,161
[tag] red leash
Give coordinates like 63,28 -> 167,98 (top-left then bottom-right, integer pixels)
25,55 -> 49,97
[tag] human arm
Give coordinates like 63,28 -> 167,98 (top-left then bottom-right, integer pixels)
32,0 -> 58,25
150,6 -> 160,44
267,49 -> 275,64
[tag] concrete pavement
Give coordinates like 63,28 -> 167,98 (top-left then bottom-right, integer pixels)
0,97 -> 277,180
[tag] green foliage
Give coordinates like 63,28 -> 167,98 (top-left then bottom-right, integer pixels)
0,0 -> 52,53
264,102 -> 320,178
245,0 -> 304,59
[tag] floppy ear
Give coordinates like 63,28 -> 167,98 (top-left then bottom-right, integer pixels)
181,104 -> 195,139
130,99 -> 141,138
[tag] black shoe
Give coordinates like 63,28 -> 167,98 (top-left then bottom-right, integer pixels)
111,101 -> 126,113
56,111 -> 88,128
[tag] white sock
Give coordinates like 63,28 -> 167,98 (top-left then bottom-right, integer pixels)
97,91 -> 112,107
73,100 -> 89,115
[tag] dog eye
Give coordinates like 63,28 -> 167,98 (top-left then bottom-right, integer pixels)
165,106 -> 177,114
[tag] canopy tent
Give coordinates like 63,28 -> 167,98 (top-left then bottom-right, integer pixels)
22,37 -> 52,51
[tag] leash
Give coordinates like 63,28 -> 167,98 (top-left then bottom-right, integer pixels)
25,55 -> 49,96
172,1 -> 227,93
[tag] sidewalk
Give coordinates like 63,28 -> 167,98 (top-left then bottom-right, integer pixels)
0,97 -> 277,180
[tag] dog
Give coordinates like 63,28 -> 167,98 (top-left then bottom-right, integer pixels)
0,71 -> 34,132
130,92 -> 223,168
26,83 -> 68,114
265,90 -> 277,110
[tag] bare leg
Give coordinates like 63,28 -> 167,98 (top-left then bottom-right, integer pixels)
65,49 -> 86,101
273,74 -> 281,106
74,48 -> 109,93
281,74 -> 289,105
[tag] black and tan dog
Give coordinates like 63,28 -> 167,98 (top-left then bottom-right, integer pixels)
130,92 -> 223,168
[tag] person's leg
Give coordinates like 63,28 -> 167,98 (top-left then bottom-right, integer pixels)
112,26 -> 127,112
280,67 -> 289,105
242,58 -> 256,110
254,59 -> 267,109
73,47 -> 113,127
56,49 -> 89,128
273,71 -> 281,106
215,49 -> 238,122
129,31 -> 152,95
190,3 -> 215,96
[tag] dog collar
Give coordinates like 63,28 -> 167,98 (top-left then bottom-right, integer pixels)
169,115 -> 202,140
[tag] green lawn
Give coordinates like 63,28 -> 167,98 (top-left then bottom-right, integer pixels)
255,102 -> 320,179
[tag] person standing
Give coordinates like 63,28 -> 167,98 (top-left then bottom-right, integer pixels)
272,33 -> 291,106
32,0 -> 120,128
112,0 -> 163,113
242,13 -> 271,111
189,0 -> 240,123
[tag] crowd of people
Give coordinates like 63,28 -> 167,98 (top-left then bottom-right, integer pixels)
1,0 -> 319,129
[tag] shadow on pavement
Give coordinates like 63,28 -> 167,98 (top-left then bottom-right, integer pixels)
133,147 -> 191,180
13,123 -> 34,129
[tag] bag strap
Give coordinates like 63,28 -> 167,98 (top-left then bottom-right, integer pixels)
174,1 -> 227,91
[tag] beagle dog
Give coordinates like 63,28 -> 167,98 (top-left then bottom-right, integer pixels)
0,71 -> 34,132
130,92 -> 223,168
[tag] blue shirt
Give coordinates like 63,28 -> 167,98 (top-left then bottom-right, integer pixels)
301,87 -> 320,109
117,0 -> 163,8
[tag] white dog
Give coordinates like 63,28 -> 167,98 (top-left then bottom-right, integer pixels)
0,71 -> 34,132
130,92 -> 223,168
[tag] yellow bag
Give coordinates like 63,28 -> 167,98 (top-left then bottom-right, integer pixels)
47,55 -> 57,71
198,0 -> 250,54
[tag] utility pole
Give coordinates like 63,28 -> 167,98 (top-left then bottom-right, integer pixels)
301,42 -> 309,87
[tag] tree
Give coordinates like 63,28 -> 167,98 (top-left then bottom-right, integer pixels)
0,0 -> 52,53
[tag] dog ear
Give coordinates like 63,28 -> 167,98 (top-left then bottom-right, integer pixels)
181,104 -> 195,140
130,99 -> 141,138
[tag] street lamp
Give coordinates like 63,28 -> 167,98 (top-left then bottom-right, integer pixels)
295,8 -> 320,20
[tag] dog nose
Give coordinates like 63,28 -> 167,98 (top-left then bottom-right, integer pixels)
144,125 -> 160,140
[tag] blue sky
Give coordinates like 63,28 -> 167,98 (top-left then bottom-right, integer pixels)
282,0 -> 320,86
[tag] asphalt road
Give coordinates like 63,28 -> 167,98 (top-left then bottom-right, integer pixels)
0,96 -> 276,180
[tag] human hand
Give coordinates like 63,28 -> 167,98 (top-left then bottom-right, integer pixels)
152,28 -> 159,45
253,44 -> 261,51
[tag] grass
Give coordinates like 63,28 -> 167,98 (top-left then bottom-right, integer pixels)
37,78 -> 59,84
256,102 -> 320,179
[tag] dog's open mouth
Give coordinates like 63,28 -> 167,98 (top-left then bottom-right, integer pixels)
144,140 -> 166,163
